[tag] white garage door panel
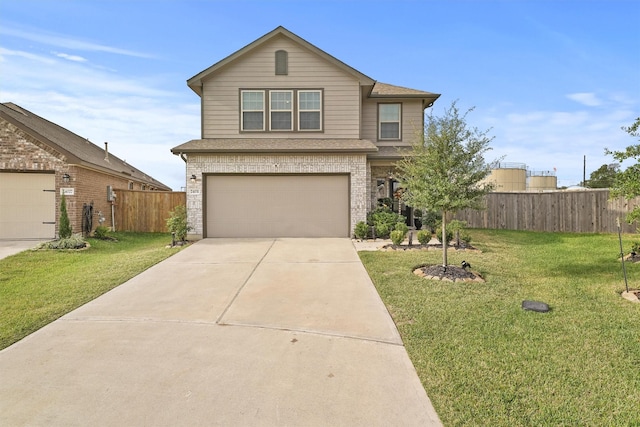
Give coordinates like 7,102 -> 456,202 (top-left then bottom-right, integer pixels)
206,175 -> 349,238
0,173 -> 56,239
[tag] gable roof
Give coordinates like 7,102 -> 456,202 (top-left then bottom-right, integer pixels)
187,26 -> 376,96
0,102 -> 171,190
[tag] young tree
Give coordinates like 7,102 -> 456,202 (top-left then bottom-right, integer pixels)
587,163 -> 620,188
397,101 -> 495,267
59,194 -> 72,238
607,117 -> 640,224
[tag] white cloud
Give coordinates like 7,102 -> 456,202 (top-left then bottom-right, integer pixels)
0,44 -> 198,190
0,24 -> 154,58
54,52 -> 87,62
566,92 -> 602,107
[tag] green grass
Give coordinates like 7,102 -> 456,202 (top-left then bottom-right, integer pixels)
360,229 -> 640,426
0,232 -> 182,350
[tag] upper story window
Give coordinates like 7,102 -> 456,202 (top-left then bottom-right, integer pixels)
270,90 -> 293,131
241,90 -> 265,130
275,50 -> 288,75
378,103 -> 401,140
241,89 -> 322,132
298,90 -> 322,131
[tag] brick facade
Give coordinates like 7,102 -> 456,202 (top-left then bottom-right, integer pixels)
1,118 -> 156,236
185,153 -> 369,239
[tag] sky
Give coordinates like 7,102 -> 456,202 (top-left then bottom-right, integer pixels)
1,0 -> 638,190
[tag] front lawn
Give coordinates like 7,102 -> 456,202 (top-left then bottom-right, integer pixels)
0,233 -> 181,350
360,229 -> 640,426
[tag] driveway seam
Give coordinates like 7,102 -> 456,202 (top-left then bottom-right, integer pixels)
215,238 -> 276,324
218,321 -> 404,346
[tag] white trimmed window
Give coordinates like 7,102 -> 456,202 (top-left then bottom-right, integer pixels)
298,90 -> 322,131
379,103 -> 401,140
241,90 -> 265,131
269,90 -> 293,131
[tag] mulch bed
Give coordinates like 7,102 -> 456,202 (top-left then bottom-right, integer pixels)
413,264 -> 485,283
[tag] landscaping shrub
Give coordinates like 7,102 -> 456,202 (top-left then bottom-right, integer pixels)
367,207 -> 405,239
390,229 -> 406,246
417,229 -> 431,245
166,205 -> 192,242
59,194 -> 72,238
375,223 -> 391,239
354,221 -> 369,240
93,225 -> 111,240
37,235 -> 86,250
394,221 -> 409,236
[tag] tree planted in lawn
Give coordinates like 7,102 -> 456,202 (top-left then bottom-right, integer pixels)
607,117 -> 640,225
397,101 -> 495,267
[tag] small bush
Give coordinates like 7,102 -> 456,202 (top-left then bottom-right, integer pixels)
631,241 -> 640,254
417,230 -> 431,245
390,229 -> 406,246
394,221 -> 409,235
367,207 -> 405,239
354,221 -> 369,240
375,223 -> 391,239
166,205 -> 192,242
37,235 -> 86,250
93,225 -> 111,240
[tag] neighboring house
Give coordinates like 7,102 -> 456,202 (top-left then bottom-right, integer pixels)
0,102 -> 171,239
171,26 -> 440,239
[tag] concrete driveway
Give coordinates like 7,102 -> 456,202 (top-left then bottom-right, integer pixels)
0,238 -> 441,426
0,240 -> 48,260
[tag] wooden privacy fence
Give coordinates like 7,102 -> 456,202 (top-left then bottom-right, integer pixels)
114,190 -> 186,232
454,189 -> 640,234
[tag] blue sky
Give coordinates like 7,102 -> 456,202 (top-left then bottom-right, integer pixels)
1,0 -> 638,190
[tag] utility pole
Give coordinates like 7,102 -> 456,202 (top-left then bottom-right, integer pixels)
583,155 -> 586,186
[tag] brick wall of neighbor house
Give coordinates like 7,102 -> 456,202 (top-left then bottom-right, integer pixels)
0,119 -> 66,172
185,153 -> 369,238
1,118 -> 159,236
66,166 -> 138,234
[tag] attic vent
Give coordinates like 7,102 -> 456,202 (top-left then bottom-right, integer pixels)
275,50 -> 288,75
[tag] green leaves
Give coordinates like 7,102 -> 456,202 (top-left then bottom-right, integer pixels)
607,117 -> 640,224
398,101 -> 494,214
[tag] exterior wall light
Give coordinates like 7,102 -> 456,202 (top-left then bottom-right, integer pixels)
190,174 -> 197,183
62,173 -> 71,183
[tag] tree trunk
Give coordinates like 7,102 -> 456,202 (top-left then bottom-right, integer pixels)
441,210 -> 448,267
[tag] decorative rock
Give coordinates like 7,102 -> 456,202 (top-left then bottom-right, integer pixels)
621,291 -> 640,303
522,300 -> 550,312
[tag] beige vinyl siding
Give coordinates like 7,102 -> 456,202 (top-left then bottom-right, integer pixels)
361,98 -> 424,145
201,37 -> 361,138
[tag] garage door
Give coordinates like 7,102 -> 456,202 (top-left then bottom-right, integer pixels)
0,172 -> 56,239
206,174 -> 349,238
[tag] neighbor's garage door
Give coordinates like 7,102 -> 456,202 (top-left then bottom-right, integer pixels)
206,174 -> 349,238
0,172 -> 56,239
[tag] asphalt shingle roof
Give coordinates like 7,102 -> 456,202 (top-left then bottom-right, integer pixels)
0,102 -> 171,190
171,138 -> 378,154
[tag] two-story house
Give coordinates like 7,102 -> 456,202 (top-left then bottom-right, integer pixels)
171,26 -> 440,239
